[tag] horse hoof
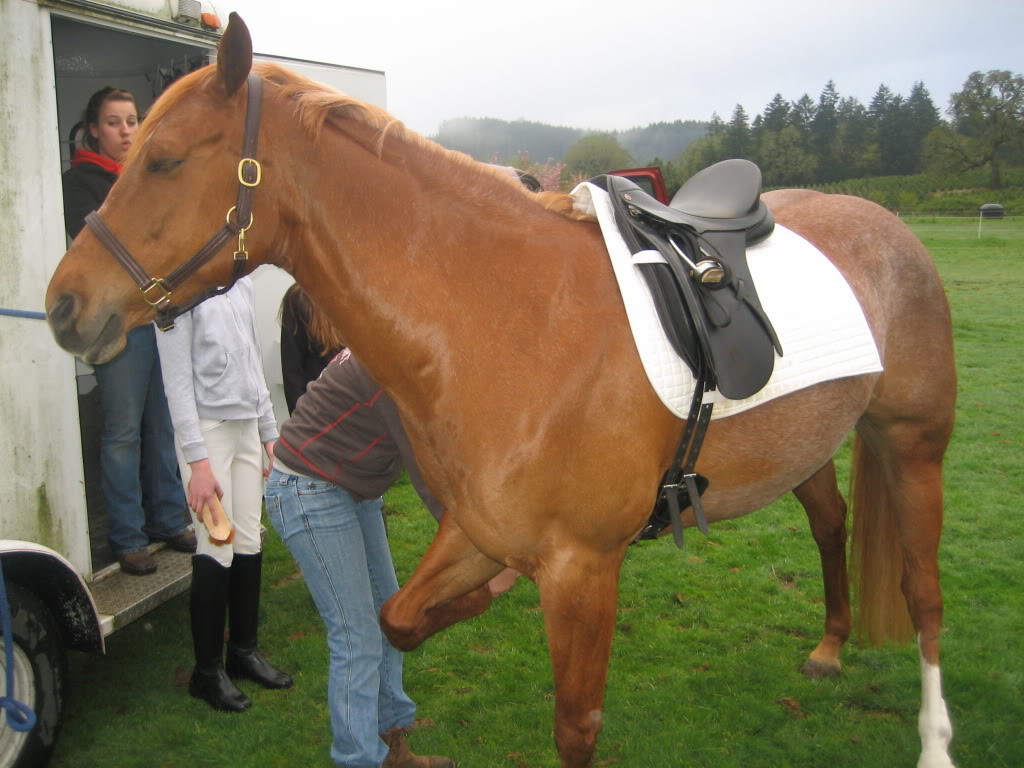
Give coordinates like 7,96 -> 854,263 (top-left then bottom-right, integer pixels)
801,658 -> 841,679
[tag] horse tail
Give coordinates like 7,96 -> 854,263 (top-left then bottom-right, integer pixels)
849,433 -> 915,645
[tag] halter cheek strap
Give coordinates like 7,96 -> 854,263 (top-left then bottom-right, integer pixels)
85,72 -> 264,331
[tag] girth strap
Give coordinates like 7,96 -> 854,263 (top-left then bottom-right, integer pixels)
85,72 -> 264,330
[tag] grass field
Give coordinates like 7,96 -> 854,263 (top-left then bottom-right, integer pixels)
50,219 -> 1022,767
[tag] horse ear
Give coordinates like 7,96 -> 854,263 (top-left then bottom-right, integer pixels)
216,12 -> 253,98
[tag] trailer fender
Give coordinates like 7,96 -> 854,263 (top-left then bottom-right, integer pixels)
0,542 -> 103,654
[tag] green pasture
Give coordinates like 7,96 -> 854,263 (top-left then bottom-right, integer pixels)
51,220 -> 1022,767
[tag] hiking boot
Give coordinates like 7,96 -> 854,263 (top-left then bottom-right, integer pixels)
118,551 -> 157,576
152,529 -> 198,552
381,728 -> 456,768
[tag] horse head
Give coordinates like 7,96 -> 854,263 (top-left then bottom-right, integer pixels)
46,13 -> 272,363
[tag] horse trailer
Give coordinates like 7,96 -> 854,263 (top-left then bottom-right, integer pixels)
0,2 -> 385,764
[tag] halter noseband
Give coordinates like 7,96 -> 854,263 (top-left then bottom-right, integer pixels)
85,73 -> 264,331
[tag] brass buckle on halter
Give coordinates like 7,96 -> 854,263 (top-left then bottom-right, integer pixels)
238,158 -> 262,188
227,207 -> 253,262
141,278 -> 172,309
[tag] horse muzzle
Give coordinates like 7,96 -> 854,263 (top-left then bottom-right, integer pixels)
46,291 -> 126,364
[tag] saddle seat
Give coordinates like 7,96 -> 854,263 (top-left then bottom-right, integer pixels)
609,158 -> 775,245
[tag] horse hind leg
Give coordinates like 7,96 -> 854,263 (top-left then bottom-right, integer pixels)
853,421 -> 955,768
793,459 -> 851,679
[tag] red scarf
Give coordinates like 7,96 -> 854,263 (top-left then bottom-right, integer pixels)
72,148 -> 123,176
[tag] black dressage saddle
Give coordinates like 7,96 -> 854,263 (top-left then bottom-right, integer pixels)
591,160 -> 783,546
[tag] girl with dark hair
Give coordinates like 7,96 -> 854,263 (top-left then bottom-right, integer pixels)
61,87 -> 194,576
279,283 -> 345,415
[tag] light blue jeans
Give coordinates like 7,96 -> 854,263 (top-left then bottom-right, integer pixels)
94,324 -> 187,554
265,468 -> 416,767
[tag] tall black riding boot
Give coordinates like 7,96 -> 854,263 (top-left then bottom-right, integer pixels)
225,552 -> 293,689
189,554 -> 252,712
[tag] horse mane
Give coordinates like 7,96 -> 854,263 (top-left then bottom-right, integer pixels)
132,63 -> 592,223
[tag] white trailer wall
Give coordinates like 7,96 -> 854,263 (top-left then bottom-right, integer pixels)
0,0 -> 92,574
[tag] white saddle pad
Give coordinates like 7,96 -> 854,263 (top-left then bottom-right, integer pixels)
571,182 -> 882,420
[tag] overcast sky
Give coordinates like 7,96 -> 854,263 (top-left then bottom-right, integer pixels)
229,0 -> 1023,137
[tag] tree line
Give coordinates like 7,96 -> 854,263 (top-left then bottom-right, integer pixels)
432,71 -> 1024,195
675,71 -> 1024,191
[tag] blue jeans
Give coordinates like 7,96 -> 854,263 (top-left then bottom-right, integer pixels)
93,324 -> 187,554
265,468 -> 416,767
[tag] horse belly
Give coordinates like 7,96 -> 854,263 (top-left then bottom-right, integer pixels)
692,376 -> 874,524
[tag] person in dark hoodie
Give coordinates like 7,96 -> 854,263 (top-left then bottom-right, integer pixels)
61,87 -> 194,576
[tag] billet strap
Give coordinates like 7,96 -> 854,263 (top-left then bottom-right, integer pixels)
661,359 -> 713,548
84,73 -> 264,330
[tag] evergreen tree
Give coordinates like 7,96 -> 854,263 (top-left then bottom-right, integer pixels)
761,94 -> 790,132
812,80 -> 841,181
867,85 -> 915,175
790,94 -> 817,136
880,95 -> 923,175
707,112 -> 727,137
724,104 -> 752,159
868,84 -> 894,120
835,96 -> 874,178
904,82 -> 940,174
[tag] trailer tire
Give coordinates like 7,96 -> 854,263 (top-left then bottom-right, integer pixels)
0,583 -> 66,768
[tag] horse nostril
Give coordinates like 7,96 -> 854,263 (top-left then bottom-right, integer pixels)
48,292 -> 79,331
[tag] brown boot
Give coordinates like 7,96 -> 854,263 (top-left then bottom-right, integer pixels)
381,728 -> 455,768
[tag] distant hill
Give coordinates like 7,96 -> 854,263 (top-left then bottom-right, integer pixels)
432,117 -> 709,165
617,121 -> 710,165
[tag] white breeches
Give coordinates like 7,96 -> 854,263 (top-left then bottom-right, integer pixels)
177,418 -> 264,566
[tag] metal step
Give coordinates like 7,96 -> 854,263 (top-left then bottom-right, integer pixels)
90,546 -> 192,637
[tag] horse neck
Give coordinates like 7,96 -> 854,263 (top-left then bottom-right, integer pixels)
267,115 -> 586,407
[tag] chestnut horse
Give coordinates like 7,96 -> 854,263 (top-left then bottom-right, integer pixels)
46,15 -> 957,768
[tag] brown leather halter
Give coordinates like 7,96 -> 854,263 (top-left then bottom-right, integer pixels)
84,73 -> 264,331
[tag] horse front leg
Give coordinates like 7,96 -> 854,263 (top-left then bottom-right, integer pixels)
536,544 -> 625,768
380,512 -> 504,652
793,459 -> 851,678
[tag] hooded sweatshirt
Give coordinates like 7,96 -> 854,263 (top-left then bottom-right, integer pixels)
155,277 -> 278,463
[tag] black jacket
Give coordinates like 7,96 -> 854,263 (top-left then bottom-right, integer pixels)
62,162 -> 117,238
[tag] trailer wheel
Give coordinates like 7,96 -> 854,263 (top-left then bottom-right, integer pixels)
0,583 -> 66,768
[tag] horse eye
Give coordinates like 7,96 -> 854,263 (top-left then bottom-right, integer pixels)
147,158 -> 183,174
